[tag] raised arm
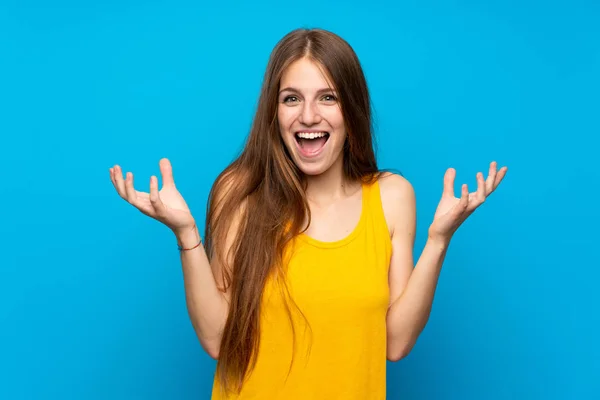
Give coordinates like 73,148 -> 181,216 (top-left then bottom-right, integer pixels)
381,162 -> 507,361
109,158 -> 240,359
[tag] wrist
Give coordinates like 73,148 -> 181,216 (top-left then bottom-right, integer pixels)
426,233 -> 451,248
174,224 -> 201,249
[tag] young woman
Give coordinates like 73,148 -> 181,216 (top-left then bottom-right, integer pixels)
109,28 -> 507,399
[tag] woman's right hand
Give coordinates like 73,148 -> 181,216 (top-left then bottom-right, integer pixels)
109,158 -> 196,235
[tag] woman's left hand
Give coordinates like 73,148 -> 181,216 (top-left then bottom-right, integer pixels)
428,161 -> 508,243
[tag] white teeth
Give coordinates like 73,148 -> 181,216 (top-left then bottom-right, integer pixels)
296,132 -> 327,139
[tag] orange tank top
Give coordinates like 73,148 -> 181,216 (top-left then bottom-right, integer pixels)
211,179 -> 392,399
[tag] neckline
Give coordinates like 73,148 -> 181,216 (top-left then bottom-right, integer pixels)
297,183 -> 367,249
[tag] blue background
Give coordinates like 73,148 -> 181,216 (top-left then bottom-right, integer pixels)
2,0 -> 599,399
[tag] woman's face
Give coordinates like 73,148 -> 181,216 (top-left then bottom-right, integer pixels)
277,57 -> 346,176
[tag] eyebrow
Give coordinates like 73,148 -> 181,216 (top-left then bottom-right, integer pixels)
278,87 -> 337,95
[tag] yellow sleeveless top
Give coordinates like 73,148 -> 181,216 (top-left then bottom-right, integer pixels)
211,179 -> 392,399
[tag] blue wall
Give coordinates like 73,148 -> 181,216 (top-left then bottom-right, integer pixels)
2,1 -> 598,399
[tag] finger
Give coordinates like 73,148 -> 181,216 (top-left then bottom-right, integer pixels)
124,172 -> 138,205
443,168 -> 456,197
449,183 -> 469,222
159,158 -> 176,187
451,183 -> 469,219
113,165 -> 127,198
109,167 -> 116,187
493,166 -> 508,189
468,173 -> 486,212
460,183 -> 469,211
149,175 -> 167,217
485,161 -> 497,195
476,172 -> 486,202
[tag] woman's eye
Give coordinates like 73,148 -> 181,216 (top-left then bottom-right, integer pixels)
322,94 -> 337,102
283,96 -> 298,103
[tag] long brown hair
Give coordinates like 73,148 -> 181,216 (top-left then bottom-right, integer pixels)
203,28 -> 381,394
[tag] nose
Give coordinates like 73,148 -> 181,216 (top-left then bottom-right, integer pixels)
298,100 -> 322,126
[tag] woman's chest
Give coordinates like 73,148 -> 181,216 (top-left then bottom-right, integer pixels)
267,240 -> 391,319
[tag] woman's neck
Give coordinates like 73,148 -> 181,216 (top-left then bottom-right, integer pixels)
303,157 -> 360,206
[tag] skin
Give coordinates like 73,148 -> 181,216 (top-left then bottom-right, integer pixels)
108,56 -> 508,361
278,57 -> 346,179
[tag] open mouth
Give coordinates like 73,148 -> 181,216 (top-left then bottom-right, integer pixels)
294,131 -> 330,156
